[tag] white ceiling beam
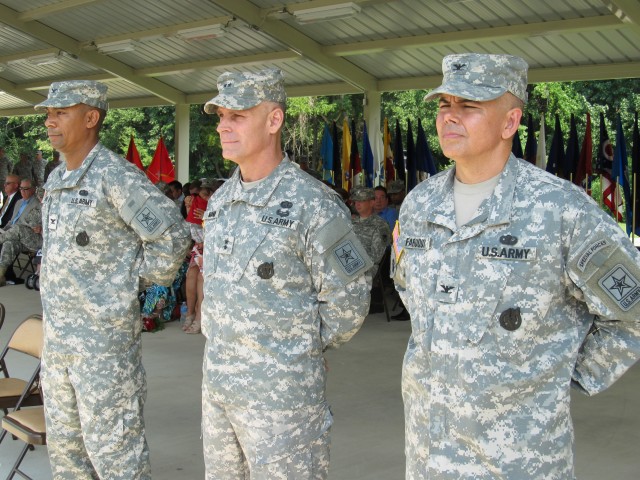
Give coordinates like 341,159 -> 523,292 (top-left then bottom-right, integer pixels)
0,78 -> 46,104
0,48 -> 60,64
214,0 -> 378,92
325,15 -> 625,56
0,3 -> 186,104
20,73 -> 117,91
608,0 -> 640,25
18,0 -> 107,21
377,61 -> 640,92
137,51 -> 300,77
83,16 -> 234,47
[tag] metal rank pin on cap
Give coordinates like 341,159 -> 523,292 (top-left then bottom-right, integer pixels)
424,53 -> 529,104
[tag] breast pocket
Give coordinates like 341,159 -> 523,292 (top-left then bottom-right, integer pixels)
465,261 -> 553,365
490,272 -> 553,362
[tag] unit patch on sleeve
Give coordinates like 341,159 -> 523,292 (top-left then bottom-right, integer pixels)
136,206 -> 162,234
333,239 -> 365,276
598,264 -> 640,312
577,238 -> 611,272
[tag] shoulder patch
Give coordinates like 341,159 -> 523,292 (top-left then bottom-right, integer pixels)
598,264 -> 640,312
333,239 -> 366,276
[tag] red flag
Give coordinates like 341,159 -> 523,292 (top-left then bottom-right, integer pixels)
146,137 -> 175,184
596,113 -> 622,221
574,112 -> 592,193
125,135 -> 144,171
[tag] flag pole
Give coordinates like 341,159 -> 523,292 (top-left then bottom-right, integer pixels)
634,173 -> 637,242
615,182 -> 620,229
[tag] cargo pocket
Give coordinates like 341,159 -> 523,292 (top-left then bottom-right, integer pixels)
252,408 -> 332,480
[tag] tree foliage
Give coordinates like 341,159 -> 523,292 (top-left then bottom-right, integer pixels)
1,79 -> 639,188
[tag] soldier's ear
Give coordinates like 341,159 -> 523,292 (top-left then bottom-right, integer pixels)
85,108 -> 100,129
502,107 -> 522,140
267,106 -> 284,133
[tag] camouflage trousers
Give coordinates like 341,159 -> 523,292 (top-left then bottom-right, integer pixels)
0,224 -> 41,268
41,343 -> 151,480
202,380 -> 332,480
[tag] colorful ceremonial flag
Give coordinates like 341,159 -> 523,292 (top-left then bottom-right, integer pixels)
125,135 -> 144,171
416,118 -> 437,179
350,119 -> 362,188
341,118 -> 352,191
320,124 -> 334,183
596,113 -> 622,221
574,112 -> 592,193
332,121 -> 341,189
383,118 -> 395,183
546,115 -> 564,176
393,119 -> 405,182
632,112 -> 640,235
535,114 -> 547,169
563,114 -> 580,181
512,129 -> 524,159
406,119 -> 417,192
613,115 -> 633,235
362,121 -> 375,188
523,114 -> 537,164
146,136 -> 175,184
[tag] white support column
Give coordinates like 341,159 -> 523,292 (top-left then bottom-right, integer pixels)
174,103 -> 190,184
363,90 -> 383,185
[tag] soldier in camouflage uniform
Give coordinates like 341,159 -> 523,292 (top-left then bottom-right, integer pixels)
12,152 -> 37,185
351,187 -> 391,277
201,68 -> 372,480
35,80 -> 191,480
393,52 -> 640,479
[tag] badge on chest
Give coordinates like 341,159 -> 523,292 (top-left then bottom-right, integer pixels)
68,189 -> 97,208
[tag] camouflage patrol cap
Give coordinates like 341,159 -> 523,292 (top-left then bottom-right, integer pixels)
204,68 -> 286,113
424,53 -> 528,103
35,80 -> 109,112
351,187 -> 375,201
386,180 -> 406,195
200,178 -> 217,190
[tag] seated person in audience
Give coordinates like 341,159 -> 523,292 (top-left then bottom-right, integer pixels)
183,179 -> 217,334
374,185 -> 398,230
0,184 -> 43,287
1,174 -> 21,229
351,187 -> 391,277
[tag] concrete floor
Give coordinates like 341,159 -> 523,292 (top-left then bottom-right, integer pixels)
0,286 -> 639,479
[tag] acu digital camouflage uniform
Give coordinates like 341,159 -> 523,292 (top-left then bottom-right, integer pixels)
351,188 -> 391,276
0,200 -> 41,271
201,69 -> 372,480
394,53 -> 640,479
11,155 -> 38,185
36,80 -> 191,480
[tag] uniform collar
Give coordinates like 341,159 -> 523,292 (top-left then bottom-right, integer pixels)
46,143 -> 102,192
225,155 -> 291,207
425,153 -> 518,231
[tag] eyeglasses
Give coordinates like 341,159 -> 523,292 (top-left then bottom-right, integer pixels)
3,182 -> 17,186
19,187 -> 34,191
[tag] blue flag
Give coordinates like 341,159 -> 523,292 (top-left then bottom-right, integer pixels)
320,124 -> 334,183
393,119 -> 405,182
362,121 -> 375,187
546,115 -> 564,176
563,114 -> 580,181
416,118 -> 437,177
613,115 -> 633,235
332,121 -> 341,188
523,114 -> 537,164
512,129 -> 524,159
406,119 -> 417,192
